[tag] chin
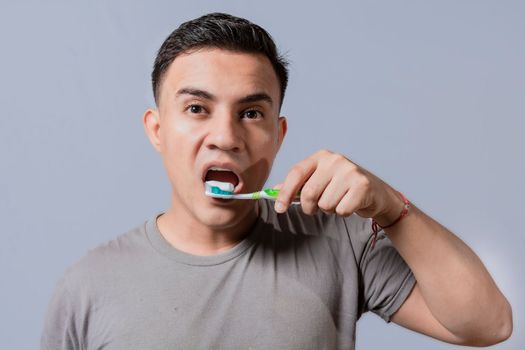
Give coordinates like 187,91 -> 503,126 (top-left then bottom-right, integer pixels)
197,201 -> 253,229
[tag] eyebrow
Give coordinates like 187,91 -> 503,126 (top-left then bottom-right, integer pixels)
176,87 -> 273,106
176,87 -> 215,101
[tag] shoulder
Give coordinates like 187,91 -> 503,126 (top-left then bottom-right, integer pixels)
60,217 -> 153,293
42,218 -> 155,349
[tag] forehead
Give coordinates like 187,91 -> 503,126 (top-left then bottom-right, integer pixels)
160,48 -> 280,104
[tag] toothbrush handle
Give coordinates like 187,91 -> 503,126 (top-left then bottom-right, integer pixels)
232,189 -> 301,202
261,190 -> 301,202
232,193 -> 257,199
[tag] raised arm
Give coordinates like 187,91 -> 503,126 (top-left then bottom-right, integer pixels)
274,149 -> 512,346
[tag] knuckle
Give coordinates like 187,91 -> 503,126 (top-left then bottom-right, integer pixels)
301,185 -> 318,201
319,148 -> 332,156
333,153 -> 346,163
318,199 -> 335,212
347,162 -> 359,172
335,205 -> 350,217
316,149 -> 334,159
319,152 -> 343,169
359,176 -> 371,189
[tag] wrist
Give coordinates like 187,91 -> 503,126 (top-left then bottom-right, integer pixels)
373,190 -> 407,227
370,190 -> 411,249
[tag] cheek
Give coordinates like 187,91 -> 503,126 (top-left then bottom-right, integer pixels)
174,118 -> 192,134
162,119 -> 200,151
174,119 -> 204,145
160,124 -> 195,172
245,131 -> 278,183
251,130 -> 278,156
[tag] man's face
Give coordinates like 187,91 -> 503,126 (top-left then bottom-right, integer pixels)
144,48 -> 287,230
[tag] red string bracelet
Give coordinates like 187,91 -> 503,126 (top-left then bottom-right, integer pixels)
371,191 -> 410,249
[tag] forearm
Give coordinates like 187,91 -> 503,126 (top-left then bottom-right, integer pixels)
378,199 -> 512,344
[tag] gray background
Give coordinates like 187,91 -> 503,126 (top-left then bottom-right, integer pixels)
1,0 -> 523,349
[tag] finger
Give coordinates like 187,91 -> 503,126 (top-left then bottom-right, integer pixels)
275,158 -> 317,213
272,183 -> 284,190
335,185 -> 367,217
299,168 -> 333,215
317,176 -> 351,214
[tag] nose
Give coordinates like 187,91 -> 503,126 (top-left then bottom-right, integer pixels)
205,111 -> 244,152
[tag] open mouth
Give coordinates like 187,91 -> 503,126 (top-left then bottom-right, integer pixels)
203,167 -> 240,193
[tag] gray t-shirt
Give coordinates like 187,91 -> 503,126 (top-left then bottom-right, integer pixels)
41,198 -> 415,350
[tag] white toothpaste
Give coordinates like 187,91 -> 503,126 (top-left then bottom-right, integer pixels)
205,180 -> 235,192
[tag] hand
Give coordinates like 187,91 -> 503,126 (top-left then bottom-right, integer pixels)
274,149 -> 404,225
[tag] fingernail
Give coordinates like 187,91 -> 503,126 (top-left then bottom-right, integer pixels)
275,201 -> 285,213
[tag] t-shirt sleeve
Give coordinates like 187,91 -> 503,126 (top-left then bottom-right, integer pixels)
345,214 -> 416,322
40,275 -> 82,350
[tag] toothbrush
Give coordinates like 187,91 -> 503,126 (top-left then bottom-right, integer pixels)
205,181 -> 301,202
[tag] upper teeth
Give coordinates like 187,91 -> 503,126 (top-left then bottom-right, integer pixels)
209,167 -> 232,172
205,180 -> 235,192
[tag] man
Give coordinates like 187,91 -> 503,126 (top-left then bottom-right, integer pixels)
41,12 -> 512,349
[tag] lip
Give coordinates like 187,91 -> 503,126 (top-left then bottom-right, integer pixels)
201,160 -> 245,194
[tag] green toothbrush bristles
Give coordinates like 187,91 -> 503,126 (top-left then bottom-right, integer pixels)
210,186 -> 234,195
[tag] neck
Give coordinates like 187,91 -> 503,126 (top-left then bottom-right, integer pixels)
157,200 -> 260,256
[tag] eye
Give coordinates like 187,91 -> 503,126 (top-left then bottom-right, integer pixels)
185,104 -> 206,114
241,109 -> 263,120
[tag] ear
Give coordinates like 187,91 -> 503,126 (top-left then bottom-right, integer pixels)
142,108 -> 162,153
276,115 -> 288,152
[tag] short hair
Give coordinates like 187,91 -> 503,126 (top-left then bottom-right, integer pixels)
151,12 -> 289,109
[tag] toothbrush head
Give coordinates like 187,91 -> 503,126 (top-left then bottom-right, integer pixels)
205,181 -> 235,198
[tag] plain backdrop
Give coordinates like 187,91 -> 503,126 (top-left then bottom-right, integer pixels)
1,1 -> 523,349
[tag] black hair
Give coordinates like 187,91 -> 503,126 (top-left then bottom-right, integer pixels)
151,12 -> 289,109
